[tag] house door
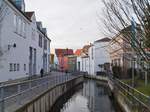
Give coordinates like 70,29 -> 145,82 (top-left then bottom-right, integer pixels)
78,62 -> 80,71
29,47 -> 33,75
33,49 -> 36,75
43,53 -> 47,73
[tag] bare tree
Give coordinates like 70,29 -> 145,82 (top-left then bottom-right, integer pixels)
101,0 -> 150,67
100,0 -> 150,86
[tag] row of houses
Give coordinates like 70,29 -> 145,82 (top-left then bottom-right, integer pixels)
54,49 -> 77,72
0,0 -> 51,82
53,38 -> 112,75
76,38 -> 111,76
76,27 -> 149,78
52,26 -> 148,78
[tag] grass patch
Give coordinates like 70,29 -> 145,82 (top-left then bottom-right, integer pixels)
136,82 -> 150,96
122,78 -> 150,96
122,79 -> 132,84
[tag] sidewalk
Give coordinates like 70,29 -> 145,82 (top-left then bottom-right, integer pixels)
0,71 -> 66,86
0,72 -> 76,112
0,71 -> 69,98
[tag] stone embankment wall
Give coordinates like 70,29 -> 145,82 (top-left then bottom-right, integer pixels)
108,79 -> 150,112
15,76 -> 84,112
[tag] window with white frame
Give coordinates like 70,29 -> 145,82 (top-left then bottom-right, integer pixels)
24,64 -> 26,71
14,64 -> 16,71
22,22 -> 24,36
44,39 -> 47,50
92,47 -> 94,59
48,41 -> 50,52
9,63 -> 13,72
39,35 -> 42,47
20,20 -> 23,36
22,22 -> 26,37
18,18 -> 21,35
14,15 -> 28,38
24,23 -> 27,37
32,29 -> 36,40
17,64 -> 20,71
14,14 -> 18,32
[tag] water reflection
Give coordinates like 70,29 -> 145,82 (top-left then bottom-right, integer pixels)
51,80 -> 120,112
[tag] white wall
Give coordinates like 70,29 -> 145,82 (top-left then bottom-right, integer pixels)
88,46 -> 94,75
94,42 -> 110,75
77,57 -> 82,71
82,57 -> 90,73
0,1 -> 50,82
76,41 -> 110,76
0,3 -> 29,81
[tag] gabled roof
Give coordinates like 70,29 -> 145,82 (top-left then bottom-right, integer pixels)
42,28 -> 47,35
95,37 -> 111,43
36,22 -> 43,31
8,0 -> 51,42
25,12 -> 34,20
55,49 -> 74,57
82,45 -> 91,55
75,49 -> 82,56
8,0 -> 31,22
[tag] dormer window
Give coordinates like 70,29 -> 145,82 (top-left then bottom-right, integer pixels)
44,39 -> 47,50
39,35 -> 43,48
12,0 -> 25,12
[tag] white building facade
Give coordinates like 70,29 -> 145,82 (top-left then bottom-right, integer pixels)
88,45 -> 94,75
82,56 -> 90,73
0,0 -> 51,82
77,38 -> 111,75
93,38 -> 111,75
76,56 -> 82,71
77,56 -> 90,74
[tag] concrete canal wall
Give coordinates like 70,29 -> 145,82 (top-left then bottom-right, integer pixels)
111,88 -> 131,112
15,76 -> 84,112
108,78 -> 150,112
85,75 -> 150,112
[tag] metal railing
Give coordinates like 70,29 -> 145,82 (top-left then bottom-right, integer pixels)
109,77 -> 150,111
0,73 -> 79,112
84,75 -> 108,81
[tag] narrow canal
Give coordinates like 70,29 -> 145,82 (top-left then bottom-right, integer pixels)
51,79 -> 122,112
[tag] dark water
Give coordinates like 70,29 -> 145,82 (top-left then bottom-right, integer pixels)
51,80 -> 122,112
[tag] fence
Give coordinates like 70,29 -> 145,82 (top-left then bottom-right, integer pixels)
0,73 -> 78,112
110,77 -> 150,112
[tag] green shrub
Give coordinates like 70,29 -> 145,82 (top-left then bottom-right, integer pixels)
112,66 -> 122,78
127,68 -> 137,78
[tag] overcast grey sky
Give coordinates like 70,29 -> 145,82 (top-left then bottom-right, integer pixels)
25,0 -> 104,50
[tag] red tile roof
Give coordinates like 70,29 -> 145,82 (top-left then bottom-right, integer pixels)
75,49 -> 82,56
55,49 -> 74,57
